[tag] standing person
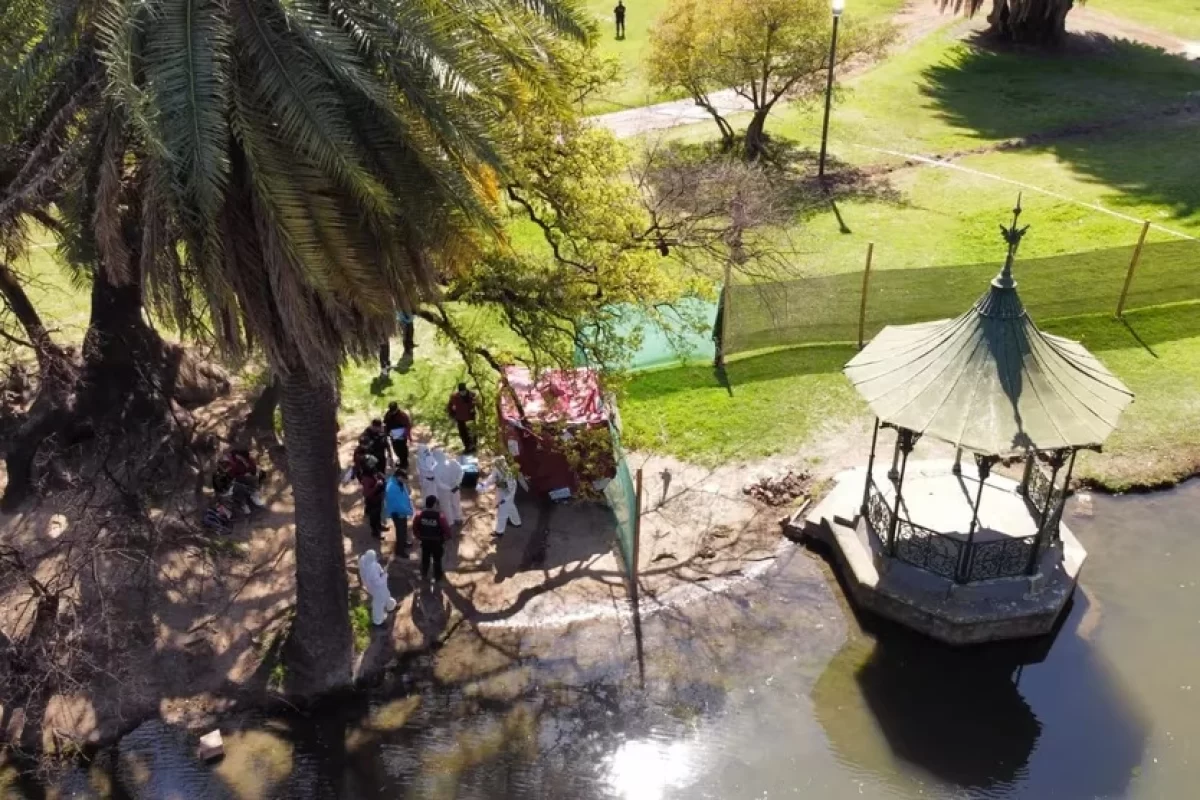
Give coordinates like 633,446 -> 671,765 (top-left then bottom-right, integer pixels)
481,456 -> 523,538
378,339 -> 391,380
614,0 -> 626,39
358,550 -> 397,626
416,445 -> 439,503
398,311 -> 416,357
361,418 -> 391,470
359,455 -> 388,539
385,469 -> 414,555
433,450 -> 464,525
446,383 -> 478,453
383,402 -> 412,472
413,495 -> 453,584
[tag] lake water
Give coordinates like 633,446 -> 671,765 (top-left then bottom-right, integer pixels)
20,482 -> 1200,799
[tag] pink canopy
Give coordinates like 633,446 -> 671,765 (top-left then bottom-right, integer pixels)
499,366 -> 609,426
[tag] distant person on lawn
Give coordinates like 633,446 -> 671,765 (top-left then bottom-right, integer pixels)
614,0 -> 626,39
446,383 -> 478,453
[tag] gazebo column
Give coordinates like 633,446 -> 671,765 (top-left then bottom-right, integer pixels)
887,429 -> 917,556
960,454 -> 998,583
1017,452 -> 1035,496
861,417 -> 881,516
1027,449 -> 1070,575
952,448 -> 963,476
887,427 -> 902,482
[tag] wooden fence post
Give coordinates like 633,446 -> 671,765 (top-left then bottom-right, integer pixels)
858,242 -> 875,349
1116,221 -> 1151,317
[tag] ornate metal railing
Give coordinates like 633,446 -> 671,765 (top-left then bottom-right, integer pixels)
963,535 -> 1038,582
865,475 -> 891,536
864,474 -> 1042,584
894,520 -> 965,581
1025,464 -> 1062,520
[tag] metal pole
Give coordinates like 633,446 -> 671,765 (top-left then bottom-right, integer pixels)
952,447 -> 963,476
633,467 -> 643,588
888,428 -> 901,482
817,13 -> 841,179
1116,220 -> 1151,317
857,242 -> 874,349
1018,452 -> 1034,496
961,458 -> 992,582
888,431 -> 911,556
1027,451 -> 1067,575
716,261 -> 732,368
861,417 -> 880,516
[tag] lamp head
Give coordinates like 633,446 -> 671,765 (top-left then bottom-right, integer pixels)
832,0 -> 845,17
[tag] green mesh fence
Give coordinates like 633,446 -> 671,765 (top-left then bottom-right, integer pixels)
584,298 -> 719,372
603,420 -> 638,582
724,239 -> 1200,355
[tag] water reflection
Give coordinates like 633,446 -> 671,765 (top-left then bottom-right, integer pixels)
28,483 -> 1200,799
605,737 -> 697,800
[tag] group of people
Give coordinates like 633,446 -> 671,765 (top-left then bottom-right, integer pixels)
204,448 -> 267,532
349,381 -> 522,597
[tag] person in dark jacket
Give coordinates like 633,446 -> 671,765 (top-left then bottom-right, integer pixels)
361,418 -> 391,469
614,0 -> 626,39
413,495 -> 453,583
446,383 -> 477,453
383,402 -> 412,472
359,456 -> 388,538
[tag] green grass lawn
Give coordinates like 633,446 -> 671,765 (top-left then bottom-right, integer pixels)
620,17 -> 1200,489
1089,0 -> 1200,41
585,0 -> 909,112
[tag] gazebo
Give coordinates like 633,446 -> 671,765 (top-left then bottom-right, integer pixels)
844,203 -> 1134,586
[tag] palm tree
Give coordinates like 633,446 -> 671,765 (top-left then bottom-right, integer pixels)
1,0 -> 587,692
940,0 -> 1084,46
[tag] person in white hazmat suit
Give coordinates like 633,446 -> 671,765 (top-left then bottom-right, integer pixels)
481,456 -> 524,537
416,445 -> 439,505
433,449 -> 464,525
358,549 -> 396,625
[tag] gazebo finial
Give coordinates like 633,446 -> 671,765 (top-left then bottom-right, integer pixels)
994,194 -> 1030,289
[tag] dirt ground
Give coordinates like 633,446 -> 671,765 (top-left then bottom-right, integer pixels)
0,386 -> 847,752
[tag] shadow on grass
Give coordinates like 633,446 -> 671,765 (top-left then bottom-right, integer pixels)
627,342 -> 857,401
921,34 -> 1200,218
1042,301 -> 1200,353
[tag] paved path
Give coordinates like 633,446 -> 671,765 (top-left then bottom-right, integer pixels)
593,89 -> 753,139
591,1 -> 1199,141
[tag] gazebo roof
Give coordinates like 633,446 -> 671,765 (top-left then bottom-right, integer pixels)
845,215 -> 1134,456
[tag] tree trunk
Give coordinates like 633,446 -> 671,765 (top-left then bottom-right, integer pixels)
987,0 -> 1075,46
279,363 -> 354,694
0,262 -> 59,370
247,377 -> 281,432
743,109 -> 771,162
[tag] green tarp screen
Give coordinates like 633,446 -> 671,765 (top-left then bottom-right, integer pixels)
604,420 -> 638,581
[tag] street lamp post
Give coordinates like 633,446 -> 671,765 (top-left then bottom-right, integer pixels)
817,0 -> 845,180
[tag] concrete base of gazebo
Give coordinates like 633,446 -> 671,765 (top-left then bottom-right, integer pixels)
794,460 -> 1085,645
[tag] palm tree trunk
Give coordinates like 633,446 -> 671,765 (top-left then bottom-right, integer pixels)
279,363 -> 354,693
0,262 -> 57,369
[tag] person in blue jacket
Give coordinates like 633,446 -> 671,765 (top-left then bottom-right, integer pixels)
385,468 -> 415,556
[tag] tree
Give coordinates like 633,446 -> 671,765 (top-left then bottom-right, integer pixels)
648,0 -> 889,161
940,1 -> 1083,46
2,0 -> 588,694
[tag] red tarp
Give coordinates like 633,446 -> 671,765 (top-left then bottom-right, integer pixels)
498,367 -> 616,497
